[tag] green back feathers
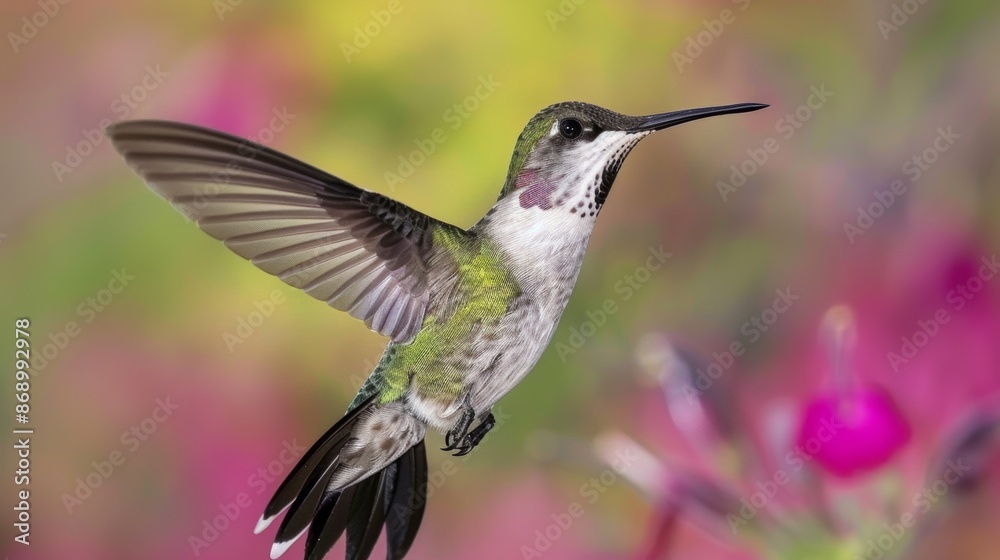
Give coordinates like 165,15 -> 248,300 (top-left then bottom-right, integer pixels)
375,227 -> 520,404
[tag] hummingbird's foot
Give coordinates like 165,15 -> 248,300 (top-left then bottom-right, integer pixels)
450,412 -> 496,457
467,412 -> 496,448
441,403 -> 476,452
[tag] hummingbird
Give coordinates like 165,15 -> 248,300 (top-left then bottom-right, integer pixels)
107,99 -> 765,560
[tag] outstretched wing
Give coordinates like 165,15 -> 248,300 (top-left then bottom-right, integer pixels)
108,120 -> 448,343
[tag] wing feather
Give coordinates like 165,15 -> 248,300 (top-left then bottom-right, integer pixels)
108,120 -> 457,342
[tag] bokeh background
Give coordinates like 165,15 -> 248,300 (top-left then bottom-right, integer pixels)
3,1 -> 1000,559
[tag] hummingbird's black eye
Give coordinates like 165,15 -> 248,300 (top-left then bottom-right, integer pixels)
559,119 -> 583,139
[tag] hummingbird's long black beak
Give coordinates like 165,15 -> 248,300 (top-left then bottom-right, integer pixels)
628,102 -> 768,133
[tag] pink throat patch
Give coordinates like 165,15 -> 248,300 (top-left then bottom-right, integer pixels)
517,170 -> 557,210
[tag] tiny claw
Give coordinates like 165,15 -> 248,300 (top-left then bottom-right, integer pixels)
442,402 -> 476,453
453,446 -> 473,457
442,431 -> 459,451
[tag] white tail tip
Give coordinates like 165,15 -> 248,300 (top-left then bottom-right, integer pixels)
270,527 -> 307,559
254,513 -> 275,535
270,538 -> 295,559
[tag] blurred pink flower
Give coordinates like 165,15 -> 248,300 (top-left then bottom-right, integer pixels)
797,385 -> 911,478
621,220 -> 1000,559
796,307 -> 911,478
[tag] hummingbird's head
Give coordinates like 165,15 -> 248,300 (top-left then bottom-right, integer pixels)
498,101 -> 767,216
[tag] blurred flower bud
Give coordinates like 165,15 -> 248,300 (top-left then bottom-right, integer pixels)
927,404 -> 1000,496
798,386 -> 911,477
797,306 -> 911,478
593,431 -> 666,499
635,333 -> 741,461
595,431 -> 753,558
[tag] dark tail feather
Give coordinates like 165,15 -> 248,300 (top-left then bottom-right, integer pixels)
257,390 -> 429,560
344,474 -> 388,560
384,442 -> 427,560
300,441 -> 428,560
272,442 -> 343,548
256,393 -> 380,536
304,486 -> 355,560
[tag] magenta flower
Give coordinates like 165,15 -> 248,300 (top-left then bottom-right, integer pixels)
615,295 -> 1000,559
797,386 -> 911,478
796,307 -> 911,478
